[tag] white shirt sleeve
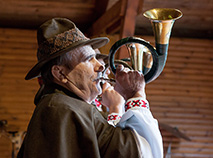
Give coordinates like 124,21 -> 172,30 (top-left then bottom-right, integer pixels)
107,98 -> 163,158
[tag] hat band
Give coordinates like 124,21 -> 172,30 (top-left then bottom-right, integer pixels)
37,28 -> 89,61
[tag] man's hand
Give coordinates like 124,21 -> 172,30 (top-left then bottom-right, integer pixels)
114,65 -> 146,100
101,82 -> 125,114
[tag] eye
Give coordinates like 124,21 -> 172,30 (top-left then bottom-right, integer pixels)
85,55 -> 95,61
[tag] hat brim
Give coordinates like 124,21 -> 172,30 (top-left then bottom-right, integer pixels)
25,37 -> 109,80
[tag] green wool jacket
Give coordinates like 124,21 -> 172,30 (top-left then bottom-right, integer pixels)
17,83 -> 140,158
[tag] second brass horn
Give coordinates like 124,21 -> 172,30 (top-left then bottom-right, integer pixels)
108,8 -> 182,83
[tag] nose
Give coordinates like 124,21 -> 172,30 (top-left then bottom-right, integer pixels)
95,59 -> 105,72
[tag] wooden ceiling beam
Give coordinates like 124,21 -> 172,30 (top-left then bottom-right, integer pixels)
86,0 -> 126,36
87,0 -> 143,36
119,0 -> 142,59
120,0 -> 141,38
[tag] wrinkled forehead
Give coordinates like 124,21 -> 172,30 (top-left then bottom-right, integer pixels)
69,45 -> 96,61
79,45 -> 96,57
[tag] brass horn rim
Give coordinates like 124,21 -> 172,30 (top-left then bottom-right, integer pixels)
143,8 -> 183,22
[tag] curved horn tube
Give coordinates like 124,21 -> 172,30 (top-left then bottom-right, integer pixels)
108,8 -> 182,84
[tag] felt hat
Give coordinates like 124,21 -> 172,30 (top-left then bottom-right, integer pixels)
25,18 -> 109,80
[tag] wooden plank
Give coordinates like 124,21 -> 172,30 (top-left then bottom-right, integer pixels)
159,118 -> 213,125
0,28 -> 36,37
0,36 -> 36,43
147,90 -> 212,98
151,79 -> 213,87
151,102 -> 213,109
163,68 -> 213,76
138,35 -> 213,47
148,96 -> 212,105
147,85 -> 212,94
155,113 -> 213,122
154,107 -> 213,115
0,1 -> 95,13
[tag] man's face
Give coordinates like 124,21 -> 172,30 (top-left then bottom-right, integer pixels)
63,46 -> 104,103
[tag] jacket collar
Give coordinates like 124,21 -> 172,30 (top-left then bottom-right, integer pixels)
34,83 -> 83,105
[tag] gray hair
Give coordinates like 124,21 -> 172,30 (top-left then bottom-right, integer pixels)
41,52 -> 73,84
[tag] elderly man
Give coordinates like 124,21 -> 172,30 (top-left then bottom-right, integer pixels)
18,18 -> 163,158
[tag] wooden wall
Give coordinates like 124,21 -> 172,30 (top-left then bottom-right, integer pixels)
0,28 -> 213,157
0,28 -> 38,157
143,36 -> 213,157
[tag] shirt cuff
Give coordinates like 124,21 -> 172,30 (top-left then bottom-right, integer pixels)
107,113 -> 122,126
125,97 -> 149,112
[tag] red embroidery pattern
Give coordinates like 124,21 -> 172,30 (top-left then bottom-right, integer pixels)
94,99 -> 101,108
107,114 -> 122,121
125,99 -> 149,111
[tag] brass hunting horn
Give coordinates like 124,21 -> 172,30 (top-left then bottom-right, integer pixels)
108,8 -> 182,83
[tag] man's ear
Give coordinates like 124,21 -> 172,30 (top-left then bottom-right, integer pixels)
51,65 -> 68,83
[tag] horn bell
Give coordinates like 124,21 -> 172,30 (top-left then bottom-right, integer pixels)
142,8 -> 182,83
143,8 -> 183,54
